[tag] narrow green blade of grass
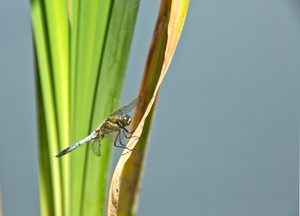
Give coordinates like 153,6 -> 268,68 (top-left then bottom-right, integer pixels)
30,1 -> 63,215
108,0 -> 190,215
79,0 -> 141,215
69,1 -> 80,214
69,0 -> 78,108
36,70 -> 54,216
42,0 -> 70,215
69,1 -> 113,216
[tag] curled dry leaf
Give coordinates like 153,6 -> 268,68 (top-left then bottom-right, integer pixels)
108,0 -> 190,215
107,96 -> 155,215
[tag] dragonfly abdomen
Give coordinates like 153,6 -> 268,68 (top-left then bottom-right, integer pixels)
78,131 -> 95,145
55,130 -> 97,157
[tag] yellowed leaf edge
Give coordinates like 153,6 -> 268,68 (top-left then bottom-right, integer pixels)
107,0 -> 189,215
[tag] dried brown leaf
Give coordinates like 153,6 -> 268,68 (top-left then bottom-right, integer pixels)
108,0 -> 189,215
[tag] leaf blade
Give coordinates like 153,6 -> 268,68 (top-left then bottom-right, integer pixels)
108,0 -> 190,215
80,0 -> 141,215
70,0 -> 114,215
30,0 -> 64,215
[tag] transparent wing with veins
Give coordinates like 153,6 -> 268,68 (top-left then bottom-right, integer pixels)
111,95 -> 142,116
92,139 -> 101,156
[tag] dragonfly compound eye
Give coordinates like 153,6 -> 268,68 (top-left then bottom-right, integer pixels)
123,114 -> 131,126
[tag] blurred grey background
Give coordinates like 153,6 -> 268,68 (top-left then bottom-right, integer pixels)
0,0 -> 39,216
1,0 -> 299,216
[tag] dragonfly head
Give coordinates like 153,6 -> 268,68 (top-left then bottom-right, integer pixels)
122,114 -> 132,126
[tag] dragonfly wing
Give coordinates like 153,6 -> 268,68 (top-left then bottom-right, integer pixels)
92,140 -> 101,156
111,95 -> 142,116
118,130 -> 129,145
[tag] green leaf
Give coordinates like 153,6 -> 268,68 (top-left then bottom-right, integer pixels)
70,0 -> 113,215
30,0 -> 64,215
44,1 -> 71,215
31,0 -> 188,215
78,0 -> 141,215
36,71 -> 54,216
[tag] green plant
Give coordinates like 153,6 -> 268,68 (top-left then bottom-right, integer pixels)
31,0 -> 189,215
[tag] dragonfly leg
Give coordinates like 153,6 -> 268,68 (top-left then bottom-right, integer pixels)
122,129 -> 139,140
116,121 -> 139,140
124,128 -> 138,135
117,131 -> 127,147
113,131 -> 136,151
116,120 -> 129,132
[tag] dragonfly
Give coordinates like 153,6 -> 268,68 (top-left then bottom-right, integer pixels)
55,96 -> 141,157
